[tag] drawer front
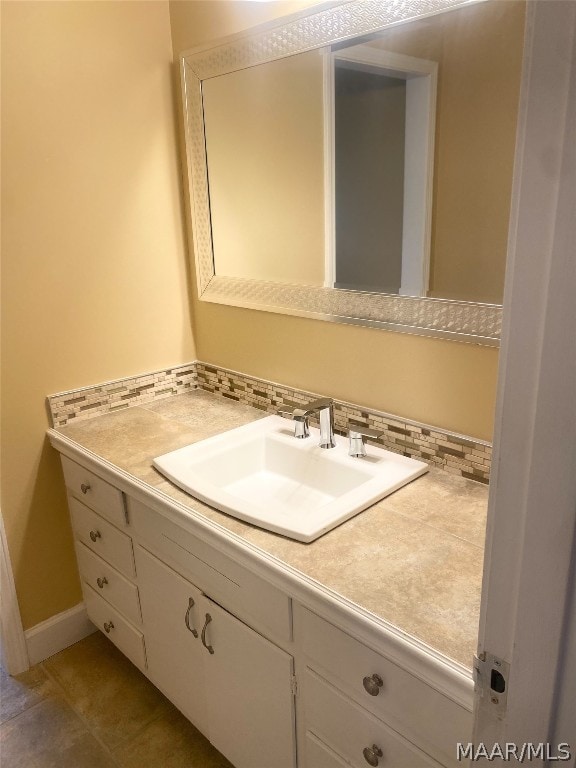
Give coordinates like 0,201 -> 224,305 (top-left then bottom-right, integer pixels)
304,669 -> 441,768
129,497 -> 292,643
70,497 -> 135,578
76,542 -> 141,626
298,606 -> 472,767
84,585 -> 146,671
305,733 -> 351,768
62,456 -> 126,528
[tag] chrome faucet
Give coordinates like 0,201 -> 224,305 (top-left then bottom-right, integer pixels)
278,398 -> 336,449
348,425 -> 384,458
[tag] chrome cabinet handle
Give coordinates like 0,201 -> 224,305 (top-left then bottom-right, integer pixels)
201,613 -> 214,654
89,530 -> 101,542
103,621 -> 114,634
363,744 -> 383,766
81,483 -> 91,494
184,597 -> 198,638
96,577 -> 108,589
363,673 -> 384,696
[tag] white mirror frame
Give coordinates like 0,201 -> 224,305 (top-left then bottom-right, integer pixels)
180,0 -> 503,346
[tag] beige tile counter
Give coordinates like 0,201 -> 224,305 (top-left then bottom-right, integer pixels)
53,390 -> 487,669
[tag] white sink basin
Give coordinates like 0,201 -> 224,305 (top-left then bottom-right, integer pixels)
153,415 -> 428,542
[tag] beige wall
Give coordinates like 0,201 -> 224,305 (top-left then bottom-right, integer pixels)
1,1 -> 195,628
170,0 -> 500,442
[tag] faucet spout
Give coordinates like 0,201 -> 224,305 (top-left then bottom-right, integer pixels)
293,398 -> 335,449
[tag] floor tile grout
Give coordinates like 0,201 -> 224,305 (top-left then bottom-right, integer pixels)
0,633 -> 237,768
38,659 -> 125,767
0,693 -> 49,727
1,633 -> 235,767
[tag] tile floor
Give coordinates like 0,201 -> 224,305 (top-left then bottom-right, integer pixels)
0,631 -> 234,767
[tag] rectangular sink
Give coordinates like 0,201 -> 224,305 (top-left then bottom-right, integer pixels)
153,415 -> 428,542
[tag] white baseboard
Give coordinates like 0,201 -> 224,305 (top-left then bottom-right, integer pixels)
25,603 -> 96,666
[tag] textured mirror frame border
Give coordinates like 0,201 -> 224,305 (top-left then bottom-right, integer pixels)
180,0 -> 503,346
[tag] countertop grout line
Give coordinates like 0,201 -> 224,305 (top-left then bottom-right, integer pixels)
381,503 -> 486,552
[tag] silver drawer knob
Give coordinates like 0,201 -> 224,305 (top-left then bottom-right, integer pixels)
80,483 -> 91,495
363,673 -> 384,696
96,577 -> 108,589
103,621 -> 114,634
89,530 -> 101,542
363,744 -> 383,766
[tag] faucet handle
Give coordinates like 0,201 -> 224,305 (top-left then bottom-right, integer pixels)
277,403 -> 310,439
348,425 -> 384,458
293,397 -> 333,419
277,400 -> 302,416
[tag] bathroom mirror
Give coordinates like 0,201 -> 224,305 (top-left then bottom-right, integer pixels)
180,0 -> 526,345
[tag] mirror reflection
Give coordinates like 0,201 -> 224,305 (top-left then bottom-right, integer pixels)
202,0 -> 525,305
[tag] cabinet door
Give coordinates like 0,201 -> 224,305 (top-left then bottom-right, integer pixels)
198,594 -> 296,768
134,546 -> 208,734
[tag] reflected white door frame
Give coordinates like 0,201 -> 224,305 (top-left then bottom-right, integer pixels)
323,45 -> 437,297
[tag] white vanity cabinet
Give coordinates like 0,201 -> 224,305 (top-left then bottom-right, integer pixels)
134,545 -> 296,768
295,606 -> 472,768
133,546 -> 208,734
199,593 -> 295,768
61,457 -> 146,671
56,448 -> 473,768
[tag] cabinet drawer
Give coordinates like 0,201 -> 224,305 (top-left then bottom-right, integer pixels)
304,669 -> 441,768
76,542 -> 141,626
128,497 -> 292,643
70,497 -> 135,578
62,456 -> 126,528
298,606 -> 471,767
84,585 -> 146,671
305,733 -> 351,768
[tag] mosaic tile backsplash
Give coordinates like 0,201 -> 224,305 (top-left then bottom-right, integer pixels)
48,361 -> 491,484
48,364 -> 197,428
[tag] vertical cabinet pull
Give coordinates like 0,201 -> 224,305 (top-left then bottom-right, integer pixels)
363,744 -> 383,766
201,613 -> 215,655
96,577 -> 108,589
184,597 -> 198,638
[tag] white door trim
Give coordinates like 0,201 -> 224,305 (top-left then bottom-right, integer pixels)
474,0 -> 576,746
0,511 -> 29,674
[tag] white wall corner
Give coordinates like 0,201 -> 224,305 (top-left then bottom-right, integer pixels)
0,511 -> 30,675
25,603 -> 96,666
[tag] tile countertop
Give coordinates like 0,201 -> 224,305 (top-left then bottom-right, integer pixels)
53,390 -> 488,670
